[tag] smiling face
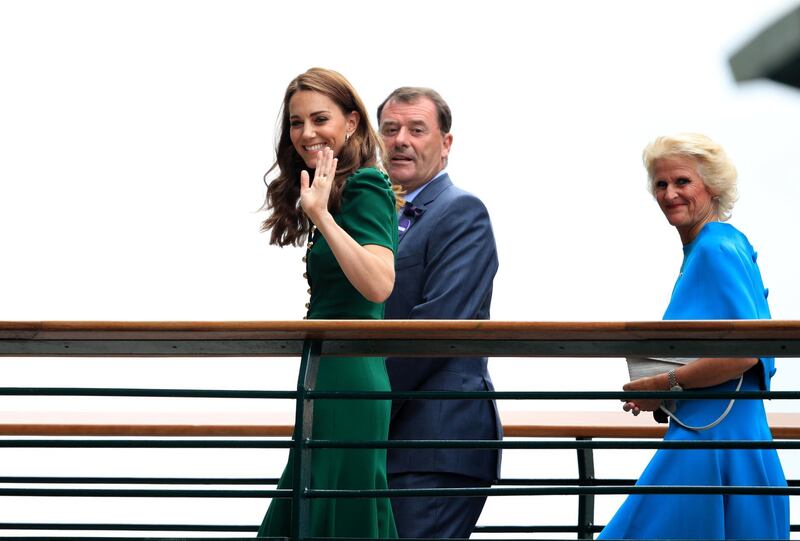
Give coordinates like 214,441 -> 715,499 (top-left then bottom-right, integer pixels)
288,90 -> 359,169
653,155 -> 718,244
379,97 -> 452,192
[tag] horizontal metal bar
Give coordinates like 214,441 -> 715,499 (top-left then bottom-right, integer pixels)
3,338 -> 800,357
307,439 -> 800,449
3,484 -> 797,499
5,523 -> 800,539
0,536 -> 620,541
0,476 -> 794,488
307,390 -> 800,400
0,535 -> 760,541
0,440 -> 290,448
0,488 -> 286,498
0,439 -> 769,451
0,476 -> 795,488
301,535 -> 791,541
0,439 -> 796,450
1,388 -> 796,400
0,538 -> 265,541
284,525 -> 800,541
0,522 -> 255,532
0,476 -> 278,485
8,526 -> 798,541
495,477 -> 634,486
307,485 -> 800,498
0,387 -> 296,399
15,535 -> 774,541
320,339 -> 800,357
497,477 -> 794,487
475,524 -> 800,534
0,339 -> 304,357
474,525 -> 584,533
0,522 -> 592,534
0,522 -> 589,534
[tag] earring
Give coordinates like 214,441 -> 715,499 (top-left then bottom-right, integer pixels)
345,132 -> 351,143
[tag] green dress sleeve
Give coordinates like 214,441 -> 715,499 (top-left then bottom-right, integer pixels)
338,167 -> 398,253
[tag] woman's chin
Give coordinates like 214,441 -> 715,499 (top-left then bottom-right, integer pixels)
664,214 -> 685,228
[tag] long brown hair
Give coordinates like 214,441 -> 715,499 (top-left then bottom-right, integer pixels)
260,67 -> 385,246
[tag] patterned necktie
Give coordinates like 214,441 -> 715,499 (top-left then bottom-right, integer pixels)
398,201 -> 424,240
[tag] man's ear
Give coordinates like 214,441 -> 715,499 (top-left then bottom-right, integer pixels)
441,132 -> 453,160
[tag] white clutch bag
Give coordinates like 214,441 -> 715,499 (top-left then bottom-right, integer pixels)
626,356 -> 697,381
624,356 -> 741,431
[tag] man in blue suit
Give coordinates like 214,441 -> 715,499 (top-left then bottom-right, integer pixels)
377,87 -> 501,538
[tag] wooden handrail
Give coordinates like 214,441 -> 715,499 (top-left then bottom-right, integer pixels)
1,411 -> 798,439
4,320 -> 800,357
3,319 -> 800,340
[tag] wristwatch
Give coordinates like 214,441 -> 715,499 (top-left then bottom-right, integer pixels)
667,368 -> 683,392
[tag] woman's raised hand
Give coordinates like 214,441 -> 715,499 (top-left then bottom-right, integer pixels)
300,148 -> 338,224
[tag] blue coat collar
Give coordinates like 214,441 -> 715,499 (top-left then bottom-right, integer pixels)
413,173 -> 452,206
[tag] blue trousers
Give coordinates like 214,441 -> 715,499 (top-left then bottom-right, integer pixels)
388,472 -> 490,538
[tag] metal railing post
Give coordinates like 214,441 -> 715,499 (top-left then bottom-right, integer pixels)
576,436 -> 595,539
290,339 -> 321,541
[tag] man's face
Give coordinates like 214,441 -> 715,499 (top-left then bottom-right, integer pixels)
379,97 -> 452,192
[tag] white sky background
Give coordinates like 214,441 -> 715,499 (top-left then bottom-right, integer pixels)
1,0 -> 800,535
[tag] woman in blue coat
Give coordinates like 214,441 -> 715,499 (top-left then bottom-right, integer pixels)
599,133 -> 789,539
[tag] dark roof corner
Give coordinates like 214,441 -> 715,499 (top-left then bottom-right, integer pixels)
730,5 -> 800,89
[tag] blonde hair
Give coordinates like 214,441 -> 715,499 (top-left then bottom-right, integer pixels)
642,133 -> 738,221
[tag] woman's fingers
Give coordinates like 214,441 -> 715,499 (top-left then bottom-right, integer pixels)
315,151 -> 335,198
622,401 -> 641,416
316,148 -> 334,181
317,149 -> 328,178
313,149 -> 336,189
324,148 -> 335,177
322,150 -> 336,182
623,382 -> 641,414
301,149 -> 338,222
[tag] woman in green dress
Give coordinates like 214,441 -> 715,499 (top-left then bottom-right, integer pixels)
258,67 -> 399,538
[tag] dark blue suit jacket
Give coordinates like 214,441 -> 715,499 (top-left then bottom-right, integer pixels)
385,173 -> 502,482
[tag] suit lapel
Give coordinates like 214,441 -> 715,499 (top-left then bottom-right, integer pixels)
397,174 -> 453,245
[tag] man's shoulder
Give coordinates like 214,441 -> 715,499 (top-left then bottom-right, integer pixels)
429,179 -> 490,213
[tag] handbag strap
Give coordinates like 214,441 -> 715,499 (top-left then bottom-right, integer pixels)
659,374 -> 743,432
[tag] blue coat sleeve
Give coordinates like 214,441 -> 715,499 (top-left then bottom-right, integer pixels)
664,233 -> 775,389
